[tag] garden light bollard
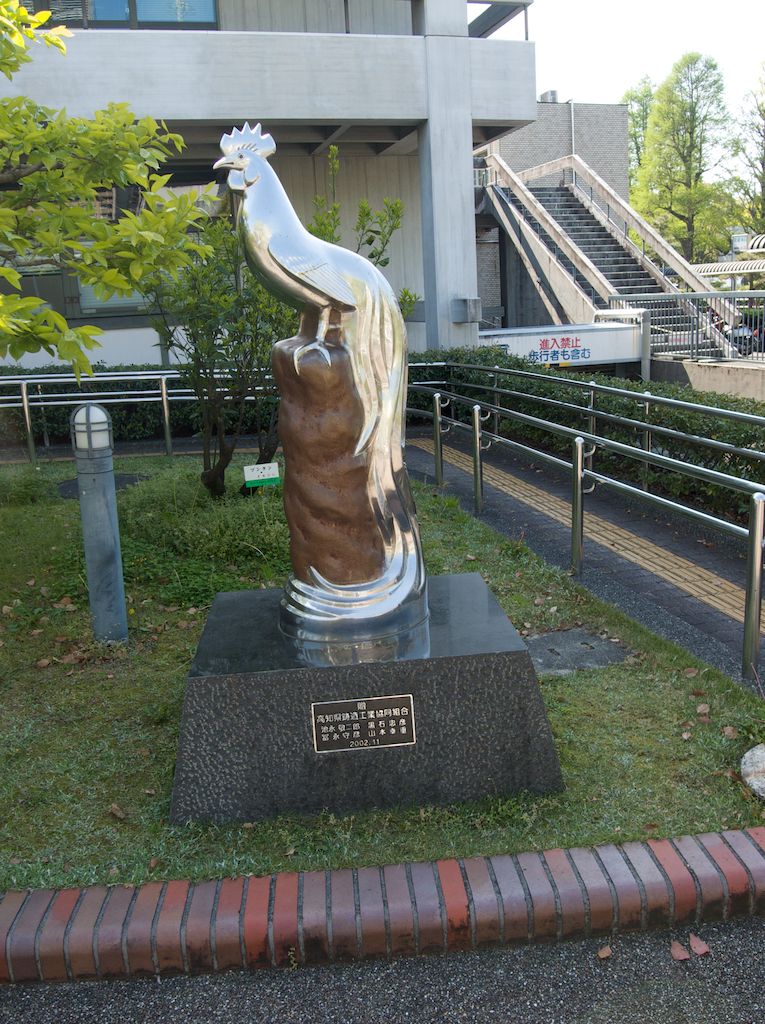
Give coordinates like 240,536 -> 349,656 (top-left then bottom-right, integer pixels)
71,404 -> 128,644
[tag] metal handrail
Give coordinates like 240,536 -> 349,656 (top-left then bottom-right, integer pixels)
421,386 -> 764,681
416,379 -> 765,466
415,386 -> 765,497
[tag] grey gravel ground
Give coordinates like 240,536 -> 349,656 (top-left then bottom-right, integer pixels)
1,920 -> 764,1024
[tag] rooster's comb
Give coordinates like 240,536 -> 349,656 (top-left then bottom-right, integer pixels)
218,122 -> 276,159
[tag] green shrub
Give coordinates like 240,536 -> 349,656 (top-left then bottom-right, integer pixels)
0,466 -> 59,506
117,463 -> 291,579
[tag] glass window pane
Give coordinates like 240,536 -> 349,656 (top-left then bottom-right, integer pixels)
135,0 -> 216,22
78,280 -> 148,315
89,0 -> 129,19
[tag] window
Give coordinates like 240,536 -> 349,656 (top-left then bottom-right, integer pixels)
35,1 -> 216,27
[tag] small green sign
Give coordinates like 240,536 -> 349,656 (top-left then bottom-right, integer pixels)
244,462 -> 280,488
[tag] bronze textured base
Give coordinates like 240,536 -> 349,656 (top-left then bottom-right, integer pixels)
169,574 -> 563,824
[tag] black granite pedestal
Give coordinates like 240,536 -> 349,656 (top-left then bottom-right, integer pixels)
169,573 -> 563,823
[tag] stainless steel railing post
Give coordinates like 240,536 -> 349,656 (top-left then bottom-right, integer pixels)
432,392 -> 444,486
641,309 -> 651,381
491,368 -> 500,436
159,376 -> 173,457
742,492 -> 765,681
20,381 -> 35,464
642,392 -> 652,492
472,404 -> 484,515
571,436 -> 585,574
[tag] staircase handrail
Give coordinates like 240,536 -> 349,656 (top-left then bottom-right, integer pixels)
486,154 -> 614,306
516,154 -> 739,330
570,184 -> 737,357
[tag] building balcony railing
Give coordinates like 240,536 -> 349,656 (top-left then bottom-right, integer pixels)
35,1 -> 218,30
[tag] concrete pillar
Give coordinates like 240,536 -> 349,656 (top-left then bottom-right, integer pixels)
498,228 -> 516,328
415,0 -> 480,350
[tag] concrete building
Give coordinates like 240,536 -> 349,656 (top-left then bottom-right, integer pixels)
2,0 -> 538,364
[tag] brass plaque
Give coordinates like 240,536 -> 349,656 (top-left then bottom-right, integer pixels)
311,694 -> 416,753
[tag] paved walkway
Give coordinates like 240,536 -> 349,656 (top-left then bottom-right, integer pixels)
405,435 -> 760,685
2,917 -> 764,1023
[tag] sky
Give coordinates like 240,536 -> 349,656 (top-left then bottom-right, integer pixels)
472,0 -> 764,115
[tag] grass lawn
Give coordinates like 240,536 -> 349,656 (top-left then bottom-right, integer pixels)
0,452 -> 763,893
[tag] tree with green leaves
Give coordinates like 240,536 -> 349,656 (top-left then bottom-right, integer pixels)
309,145 -> 405,268
147,215 -> 298,497
622,76 -> 653,187
0,1 -> 207,373
733,66 -> 765,235
633,53 -> 735,261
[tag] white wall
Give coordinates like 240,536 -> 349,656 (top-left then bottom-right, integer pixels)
273,153 -> 423,298
1,328 -> 164,370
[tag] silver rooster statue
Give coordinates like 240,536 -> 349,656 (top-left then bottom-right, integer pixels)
214,123 -> 427,646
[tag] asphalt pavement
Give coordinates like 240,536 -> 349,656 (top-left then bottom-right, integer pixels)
1,919 -> 763,1024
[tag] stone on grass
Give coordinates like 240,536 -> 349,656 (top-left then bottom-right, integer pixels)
741,744 -> 765,800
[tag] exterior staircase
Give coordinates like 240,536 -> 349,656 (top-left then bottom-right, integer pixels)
498,184 -> 698,343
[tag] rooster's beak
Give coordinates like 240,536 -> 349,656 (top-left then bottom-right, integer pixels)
213,155 -> 234,171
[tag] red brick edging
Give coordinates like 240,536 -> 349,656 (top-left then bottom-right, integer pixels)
2,828 -> 764,984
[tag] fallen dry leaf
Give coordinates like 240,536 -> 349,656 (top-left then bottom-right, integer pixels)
696,704 -> 710,716
690,689 -> 706,698
683,668 -> 700,678
55,596 -> 73,607
644,822 -> 659,832
149,857 -> 160,871
670,940 -> 691,961
25,578 -> 35,587
109,803 -> 126,821
144,788 -> 156,796
721,726 -> 738,740
30,628 -> 42,637
2,605 -> 12,616
689,933 -> 710,956
285,846 -> 296,857
597,945 -> 612,960
533,597 -> 545,606
681,731 -> 692,741
35,658 -> 51,669
697,715 -> 711,725
465,554 -> 477,562
242,822 -> 255,829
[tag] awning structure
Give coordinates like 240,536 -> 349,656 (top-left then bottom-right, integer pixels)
748,234 -> 765,252
692,259 -> 765,275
